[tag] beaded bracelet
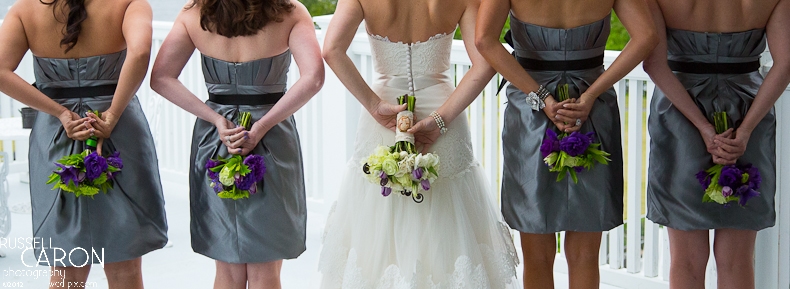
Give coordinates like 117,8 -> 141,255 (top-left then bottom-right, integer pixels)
430,111 -> 448,135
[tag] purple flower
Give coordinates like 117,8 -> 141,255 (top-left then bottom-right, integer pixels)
249,182 -> 258,195
205,159 -> 221,179
412,168 -> 424,180
559,132 -> 592,157
55,163 -> 81,185
738,187 -> 760,206
210,179 -> 223,193
718,165 -> 741,187
243,154 -> 266,181
574,166 -> 584,173
420,179 -> 431,191
722,186 -> 733,197
379,171 -> 389,186
381,186 -> 392,197
84,151 -> 108,181
235,175 -> 256,191
696,171 -> 712,188
107,151 -> 123,170
541,130 -> 561,158
741,164 -> 761,190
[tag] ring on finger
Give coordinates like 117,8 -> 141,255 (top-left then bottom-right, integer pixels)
226,135 -> 231,143
575,119 -> 582,127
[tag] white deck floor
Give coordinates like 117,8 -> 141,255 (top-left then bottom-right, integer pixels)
0,173 -> 619,289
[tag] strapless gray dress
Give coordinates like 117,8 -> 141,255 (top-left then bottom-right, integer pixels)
646,28 -> 776,231
189,51 -> 306,263
29,50 -> 168,266
501,14 -> 624,234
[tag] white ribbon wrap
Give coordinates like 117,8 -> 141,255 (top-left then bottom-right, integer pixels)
395,110 -> 415,143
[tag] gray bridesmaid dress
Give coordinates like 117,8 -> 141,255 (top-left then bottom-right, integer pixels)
646,28 -> 775,231
189,51 -> 306,263
29,50 -> 168,265
501,14 -> 624,234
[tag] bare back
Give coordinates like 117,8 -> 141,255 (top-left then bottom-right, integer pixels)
510,0 -> 615,29
178,4 -> 298,63
656,0 -> 780,32
15,0 -> 133,58
358,0 -> 466,43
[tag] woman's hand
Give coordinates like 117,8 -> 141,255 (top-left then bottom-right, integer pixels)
86,111 -> 120,139
713,128 -> 751,165
237,122 -> 270,156
213,116 -> 246,154
408,117 -> 441,153
698,125 -> 733,165
57,110 -> 93,141
556,95 -> 594,133
542,97 -> 574,132
369,100 -> 407,131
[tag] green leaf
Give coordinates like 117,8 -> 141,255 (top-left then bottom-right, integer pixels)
47,173 -> 60,185
570,169 -> 578,184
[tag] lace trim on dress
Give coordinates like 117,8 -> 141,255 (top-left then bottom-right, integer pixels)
367,31 -> 454,45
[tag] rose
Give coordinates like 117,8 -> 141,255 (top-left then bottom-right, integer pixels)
219,166 -> 235,186
559,132 -> 592,157
718,165 -> 741,187
382,159 -> 398,175
84,151 -> 108,181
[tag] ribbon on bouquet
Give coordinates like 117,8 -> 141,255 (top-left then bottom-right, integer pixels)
395,110 -> 415,144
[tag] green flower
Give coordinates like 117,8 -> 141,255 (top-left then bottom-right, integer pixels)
382,159 -> 398,175
219,166 -> 235,186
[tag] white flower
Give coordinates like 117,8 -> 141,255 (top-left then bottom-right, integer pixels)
374,146 -> 390,157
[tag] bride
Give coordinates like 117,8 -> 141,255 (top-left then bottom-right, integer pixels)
318,0 -> 519,288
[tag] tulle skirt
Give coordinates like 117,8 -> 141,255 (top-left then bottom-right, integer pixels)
319,161 -> 520,289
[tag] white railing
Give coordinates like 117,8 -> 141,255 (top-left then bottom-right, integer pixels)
0,15 -> 788,289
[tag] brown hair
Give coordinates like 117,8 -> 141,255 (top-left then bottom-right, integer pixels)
188,0 -> 295,38
41,0 -> 88,53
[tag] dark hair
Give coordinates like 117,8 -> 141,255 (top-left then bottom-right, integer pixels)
41,0 -> 88,53
187,0 -> 295,38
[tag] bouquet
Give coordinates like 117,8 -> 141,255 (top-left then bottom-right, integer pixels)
47,111 -> 123,198
696,112 -> 761,206
362,95 -> 440,203
540,84 -> 611,183
205,111 -> 266,200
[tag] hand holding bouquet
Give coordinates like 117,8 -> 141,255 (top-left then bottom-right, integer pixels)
540,85 -> 610,183
696,112 -> 761,206
362,95 -> 440,203
47,111 -> 123,198
206,111 -> 267,200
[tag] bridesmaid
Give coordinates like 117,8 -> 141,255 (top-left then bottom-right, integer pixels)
643,0 -> 789,288
0,0 -> 167,288
150,0 -> 323,288
476,0 -> 656,288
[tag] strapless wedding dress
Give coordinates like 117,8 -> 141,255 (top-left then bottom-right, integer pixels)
318,32 -> 520,289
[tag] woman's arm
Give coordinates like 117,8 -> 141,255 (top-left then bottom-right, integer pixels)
241,3 -> 325,154
715,0 -> 790,163
322,0 -> 406,130
557,0 -> 658,130
0,4 -> 92,140
474,0 -> 572,132
409,0 -> 496,151
641,0 -> 730,164
150,9 -> 244,153
90,0 -> 153,138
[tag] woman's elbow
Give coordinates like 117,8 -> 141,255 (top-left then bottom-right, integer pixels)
474,35 -> 494,55
149,68 -> 167,94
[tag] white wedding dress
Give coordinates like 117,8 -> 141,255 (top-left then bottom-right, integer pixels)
318,31 -> 520,289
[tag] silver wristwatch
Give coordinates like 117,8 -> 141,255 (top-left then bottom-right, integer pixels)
526,85 -> 551,111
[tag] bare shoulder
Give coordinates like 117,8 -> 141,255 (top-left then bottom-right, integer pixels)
284,0 -> 313,24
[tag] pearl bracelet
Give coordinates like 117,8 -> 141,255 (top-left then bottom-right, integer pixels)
430,111 -> 448,135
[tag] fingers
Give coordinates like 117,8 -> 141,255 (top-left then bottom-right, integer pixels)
228,131 -> 249,148
717,128 -> 734,139
219,126 -> 245,139
554,113 -> 576,124
556,109 -> 588,120
421,143 -> 433,154
97,138 -> 104,155
407,120 -> 425,134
